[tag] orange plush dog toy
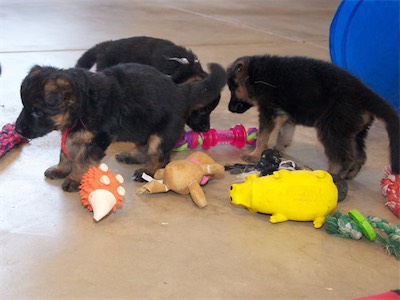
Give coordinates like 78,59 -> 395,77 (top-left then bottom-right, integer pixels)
137,151 -> 224,208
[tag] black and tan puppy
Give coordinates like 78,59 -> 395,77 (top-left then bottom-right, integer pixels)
227,55 -> 399,179
15,63 -> 226,192
76,36 -> 219,132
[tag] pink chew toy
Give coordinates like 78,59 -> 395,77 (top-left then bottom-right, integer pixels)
174,124 -> 257,151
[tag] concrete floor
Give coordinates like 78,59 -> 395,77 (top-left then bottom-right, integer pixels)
1,0 -> 399,299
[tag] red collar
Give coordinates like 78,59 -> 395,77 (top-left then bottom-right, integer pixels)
61,118 -> 88,160
61,127 -> 71,159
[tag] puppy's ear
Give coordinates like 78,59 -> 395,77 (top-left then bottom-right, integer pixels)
43,78 -> 72,108
29,65 -> 44,77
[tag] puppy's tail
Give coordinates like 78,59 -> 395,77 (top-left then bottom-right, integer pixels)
75,41 -> 110,69
368,94 -> 400,174
185,63 -> 227,107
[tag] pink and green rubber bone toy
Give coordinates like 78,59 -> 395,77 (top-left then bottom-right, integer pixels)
173,124 -> 257,151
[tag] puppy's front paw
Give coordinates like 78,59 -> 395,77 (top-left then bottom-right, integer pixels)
241,153 -> 260,163
45,166 -> 70,179
61,178 -> 80,192
132,168 -> 147,182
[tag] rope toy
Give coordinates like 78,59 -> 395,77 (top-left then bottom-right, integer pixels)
325,209 -> 400,260
381,167 -> 400,217
80,164 -> 125,222
0,123 -> 28,158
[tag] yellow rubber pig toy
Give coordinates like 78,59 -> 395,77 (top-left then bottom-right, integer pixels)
229,169 -> 338,228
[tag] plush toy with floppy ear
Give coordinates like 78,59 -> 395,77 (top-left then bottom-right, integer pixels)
137,151 -> 224,208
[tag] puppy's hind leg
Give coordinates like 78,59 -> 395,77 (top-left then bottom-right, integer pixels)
345,120 -> 372,179
317,125 -> 354,179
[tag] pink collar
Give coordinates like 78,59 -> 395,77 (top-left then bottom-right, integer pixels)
187,157 -> 210,185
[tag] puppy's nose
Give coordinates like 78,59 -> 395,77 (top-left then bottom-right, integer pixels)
14,122 -> 26,137
14,124 -> 23,135
190,123 -> 209,133
198,123 -> 210,132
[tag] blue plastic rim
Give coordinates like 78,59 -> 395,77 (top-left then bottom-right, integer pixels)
330,0 -> 400,113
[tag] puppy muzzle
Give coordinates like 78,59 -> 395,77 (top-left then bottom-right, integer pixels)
15,116 -> 53,139
228,98 -> 253,113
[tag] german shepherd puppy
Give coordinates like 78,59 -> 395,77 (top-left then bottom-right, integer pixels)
227,55 -> 399,179
76,36 -> 219,132
15,63 -> 226,192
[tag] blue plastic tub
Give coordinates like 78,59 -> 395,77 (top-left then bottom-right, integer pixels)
330,0 -> 399,112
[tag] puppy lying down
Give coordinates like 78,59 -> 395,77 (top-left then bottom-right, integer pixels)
15,63 -> 226,192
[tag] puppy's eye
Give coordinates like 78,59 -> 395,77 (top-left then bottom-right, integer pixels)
31,110 -> 43,118
235,63 -> 243,73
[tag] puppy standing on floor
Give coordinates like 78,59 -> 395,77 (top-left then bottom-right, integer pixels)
15,63 -> 226,192
227,55 -> 399,179
76,36 -> 219,132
